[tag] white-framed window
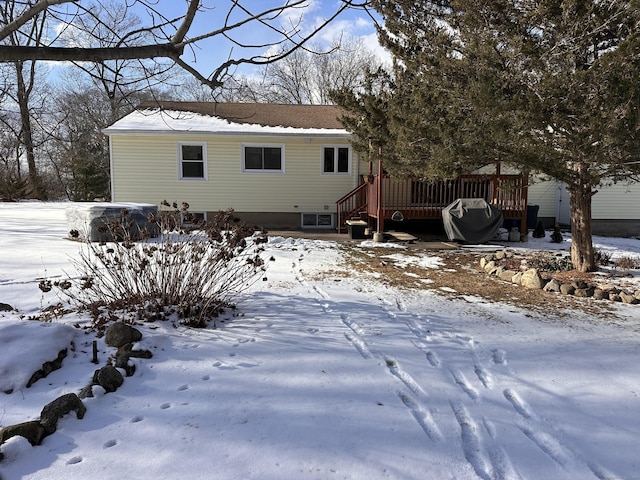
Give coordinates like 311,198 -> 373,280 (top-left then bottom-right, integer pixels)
302,213 -> 334,228
322,146 -> 351,174
242,144 -> 285,173
178,143 -> 207,180
181,211 -> 206,228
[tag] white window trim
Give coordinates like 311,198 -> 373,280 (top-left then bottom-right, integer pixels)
321,145 -> 352,175
181,211 -> 206,228
178,142 -> 208,181
241,143 -> 286,174
301,213 -> 334,229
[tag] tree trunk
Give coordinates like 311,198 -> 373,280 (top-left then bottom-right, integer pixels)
15,60 -> 46,200
568,182 -> 596,272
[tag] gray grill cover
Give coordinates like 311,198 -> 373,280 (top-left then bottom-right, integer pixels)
442,198 -> 503,244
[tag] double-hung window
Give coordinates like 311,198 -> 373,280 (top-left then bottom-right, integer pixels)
322,146 -> 350,174
179,143 -> 207,180
243,144 -> 284,173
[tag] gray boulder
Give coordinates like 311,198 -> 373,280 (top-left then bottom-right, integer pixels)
105,322 -> 142,348
560,283 -> 575,295
521,269 -> 544,289
543,279 -> 561,293
40,393 -> 86,434
0,421 -> 46,446
92,365 -> 124,392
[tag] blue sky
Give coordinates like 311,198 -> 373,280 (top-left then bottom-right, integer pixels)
141,0 -> 384,77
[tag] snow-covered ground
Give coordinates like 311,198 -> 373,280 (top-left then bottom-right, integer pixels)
1,202 -> 640,480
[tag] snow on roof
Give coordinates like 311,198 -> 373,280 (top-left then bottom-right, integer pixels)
104,104 -> 351,137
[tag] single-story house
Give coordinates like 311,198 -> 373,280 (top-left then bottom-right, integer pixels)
105,101 -> 529,232
105,101 -> 639,236
104,102 -> 360,230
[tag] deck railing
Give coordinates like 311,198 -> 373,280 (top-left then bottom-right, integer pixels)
337,173 -> 528,232
336,181 -> 368,232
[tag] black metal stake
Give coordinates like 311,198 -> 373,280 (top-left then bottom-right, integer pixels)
91,340 -> 99,364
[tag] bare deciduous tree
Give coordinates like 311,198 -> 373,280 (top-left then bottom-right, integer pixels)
0,0 -> 371,90
219,37 -> 379,104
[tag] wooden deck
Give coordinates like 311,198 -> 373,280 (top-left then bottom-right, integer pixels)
337,174 -> 528,233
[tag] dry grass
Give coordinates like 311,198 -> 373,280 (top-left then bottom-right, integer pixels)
325,246 -> 620,319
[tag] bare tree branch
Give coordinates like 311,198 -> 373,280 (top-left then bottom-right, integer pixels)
0,0 -> 75,42
0,0 -> 373,90
0,43 -> 182,61
171,0 -> 200,44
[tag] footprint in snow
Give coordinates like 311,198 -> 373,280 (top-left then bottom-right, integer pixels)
177,384 -> 189,391
130,415 -> 144,423
202,374 -> 210,381
160,403 -> 171,410
66,456 -> 83,465
103,439 -> 117,449
492,349 -> 507,365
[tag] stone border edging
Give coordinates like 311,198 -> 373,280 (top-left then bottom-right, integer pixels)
0,322 -> 152,461
479,251 -> 640,304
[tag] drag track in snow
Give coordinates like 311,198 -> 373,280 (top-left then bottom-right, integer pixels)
284,240 -> 629,480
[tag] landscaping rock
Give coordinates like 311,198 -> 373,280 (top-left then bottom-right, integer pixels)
560,284 -> 575,295
0,421 -> 46,446
40,393 -> 86,434
26,348 -> 67,388
571,280 -> 589,290
620,292 -> 638,304
574,288 -> 594,298
593,289 -> 607,300
105,322 -> 142,348
483,260 -> 496,274
499,270 -> 517,282
92,365 -> 124,392
115,343 -> 153,377
543,279 -> 561,293
521,269 -> 544,289
475,251 -> 638,306
0,302 -> 13,312
512,272 -> 523,286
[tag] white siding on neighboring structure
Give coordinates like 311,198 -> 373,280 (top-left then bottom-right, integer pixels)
110,134 -> 357,214
527,180 -> 561,219
591,182 -> 640,220
528,179 -> 640,221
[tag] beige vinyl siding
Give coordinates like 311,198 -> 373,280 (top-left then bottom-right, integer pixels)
110,134 -> 357,213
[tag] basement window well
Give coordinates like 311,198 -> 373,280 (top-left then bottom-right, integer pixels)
302,213 -> 333,228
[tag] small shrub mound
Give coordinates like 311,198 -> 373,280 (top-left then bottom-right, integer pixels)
615,255 -> 640,270
523,252 -> 574,272
48,202 -> 269,328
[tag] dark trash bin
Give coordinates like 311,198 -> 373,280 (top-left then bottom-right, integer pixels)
346,220 -> 368,240
527,205 -> 539,231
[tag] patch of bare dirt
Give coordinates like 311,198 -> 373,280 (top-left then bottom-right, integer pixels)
331,247 -> 620,319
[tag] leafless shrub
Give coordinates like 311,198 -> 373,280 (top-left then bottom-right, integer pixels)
594,249 -> 613,267
55,202 -> 269,328
523,252 -> 574,272
614,256 -> 640,271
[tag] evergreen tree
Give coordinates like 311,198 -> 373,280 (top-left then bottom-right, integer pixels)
334,0 -> 640,272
